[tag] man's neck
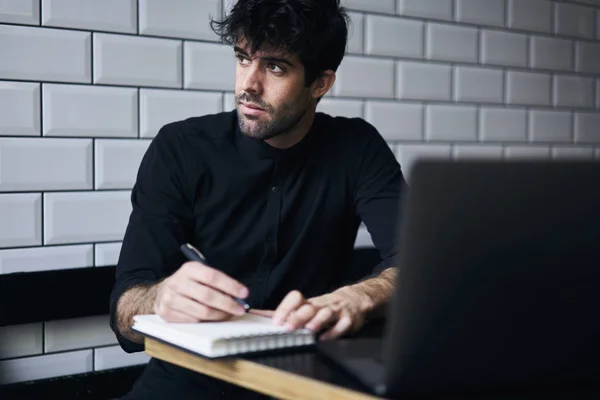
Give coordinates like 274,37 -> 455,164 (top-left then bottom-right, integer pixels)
264,108 -> 316,149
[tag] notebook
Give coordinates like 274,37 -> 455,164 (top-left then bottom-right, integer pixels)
132,314 -> 315,358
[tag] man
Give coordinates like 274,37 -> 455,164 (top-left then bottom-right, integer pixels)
110,0 -> 407,398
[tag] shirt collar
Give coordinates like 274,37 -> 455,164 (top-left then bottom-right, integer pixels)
233,110 -> 322,161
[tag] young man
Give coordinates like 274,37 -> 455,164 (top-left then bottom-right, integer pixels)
110,0 -> 407,398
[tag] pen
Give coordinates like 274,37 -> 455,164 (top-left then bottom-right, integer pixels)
180,243 -> 250,313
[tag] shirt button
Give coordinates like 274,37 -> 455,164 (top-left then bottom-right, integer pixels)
271,186 -> 278,193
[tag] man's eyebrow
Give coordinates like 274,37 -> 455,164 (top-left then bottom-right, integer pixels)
262,56 -> 295,67
233,46 -> 248,56
233,46 -> 295,67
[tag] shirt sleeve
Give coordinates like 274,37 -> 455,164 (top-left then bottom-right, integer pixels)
109,124 -> 194,353
353,120 -> 408,275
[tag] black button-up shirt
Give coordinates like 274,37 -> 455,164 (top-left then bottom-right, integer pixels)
109,110 -> 406,398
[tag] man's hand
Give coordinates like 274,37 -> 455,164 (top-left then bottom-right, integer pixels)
272,287 -> 373,341
154,261 -> 249,322
270,267 -> 398,341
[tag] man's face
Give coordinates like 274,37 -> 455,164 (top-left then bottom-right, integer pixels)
234,41 -> 312,140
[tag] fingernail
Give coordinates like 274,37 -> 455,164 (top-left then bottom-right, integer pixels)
284,322 -> 295,331
239,287 -> 248,298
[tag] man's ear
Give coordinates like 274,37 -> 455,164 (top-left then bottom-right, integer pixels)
311,70 -> 336,99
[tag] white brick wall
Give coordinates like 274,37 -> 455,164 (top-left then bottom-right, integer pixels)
508,0 -> 553,33
41,0 -> 137,33
43,84 -> 138,137
0,81 -> 40,135
1,0 -> 599,384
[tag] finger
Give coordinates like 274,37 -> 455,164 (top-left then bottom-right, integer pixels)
168,292 -> 233,321
319,315 -> 353,341
285,303 -> 318,330
273,290 -> 304,325
305,307 -> 335,333
307,296 -> 329,308
157,287 -> 233,321
248,309 -> 274,318
182,261 -> 249,299
158,308 -> 198,323
176,278 -> 246,316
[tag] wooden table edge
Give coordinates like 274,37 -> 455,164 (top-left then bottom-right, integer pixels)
144,337 -> 384,400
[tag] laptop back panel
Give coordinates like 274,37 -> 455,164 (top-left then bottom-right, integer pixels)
381,161 -> 600,396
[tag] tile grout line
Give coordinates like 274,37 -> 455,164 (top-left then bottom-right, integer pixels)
550,73 -> 555,110
502,69 -> 507,104
475,104 -> 481,142
551,1 -> 556,35
528,36 -> 533,69
180,40 -> 185,90
570,109 -> 576,144
137,88 -> 141,138
0,241 -> 123,253
1,10 -> 599,44
422,101 -> 428,142
422,20 -> 427,61
361,11 -> 366,56
391,60 -> 397,107
452,0 -> 457,22
476,27 -> 482,65
571,38 -> 577,73
39,83 -> 45,248
2,46 -> 600,80
90,33 -> 94,84
525,106 -> 532,143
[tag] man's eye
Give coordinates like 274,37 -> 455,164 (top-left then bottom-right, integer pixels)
269,64 -> 283,73
236,55 -> 250,65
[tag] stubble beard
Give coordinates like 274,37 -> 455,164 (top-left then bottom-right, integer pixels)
236,93 -> 310,141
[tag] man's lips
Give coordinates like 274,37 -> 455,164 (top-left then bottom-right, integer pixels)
241,102 -> 264,111
240,102 -> 267,115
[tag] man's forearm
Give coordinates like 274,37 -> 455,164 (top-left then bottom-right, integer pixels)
116,283 -> 159,344
341,267 -> 397,320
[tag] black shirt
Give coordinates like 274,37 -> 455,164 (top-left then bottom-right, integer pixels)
110,110 -> 406,399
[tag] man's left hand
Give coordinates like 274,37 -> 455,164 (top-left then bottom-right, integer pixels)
271,287 -> 372,341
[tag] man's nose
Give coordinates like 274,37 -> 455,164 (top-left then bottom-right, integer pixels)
241,65 -> 263,94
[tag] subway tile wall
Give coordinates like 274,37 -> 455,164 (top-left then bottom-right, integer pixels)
0,0 -> 599,385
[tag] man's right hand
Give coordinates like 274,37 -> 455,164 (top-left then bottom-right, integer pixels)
154,261 -> 249,322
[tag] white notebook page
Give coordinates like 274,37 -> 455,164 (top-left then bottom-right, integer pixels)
134,313 -> 292,340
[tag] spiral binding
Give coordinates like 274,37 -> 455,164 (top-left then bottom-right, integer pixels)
218,329 -> 314,355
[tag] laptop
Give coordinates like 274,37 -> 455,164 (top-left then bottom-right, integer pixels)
317,160 -> 600,398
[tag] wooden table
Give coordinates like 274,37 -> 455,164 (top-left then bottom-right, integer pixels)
144,336 -> 384,400
143,322 -> 600,400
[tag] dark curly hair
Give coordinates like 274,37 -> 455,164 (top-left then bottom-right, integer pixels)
210,0 -> 350,87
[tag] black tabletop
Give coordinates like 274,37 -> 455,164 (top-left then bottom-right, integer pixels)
241,320 -> 600,400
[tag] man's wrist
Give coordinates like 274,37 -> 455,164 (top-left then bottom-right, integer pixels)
334,285 -> 376,316
341,267 -> 397,319
116,282 -> 159,343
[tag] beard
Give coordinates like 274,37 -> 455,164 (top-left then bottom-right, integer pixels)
236,91 -> 310,140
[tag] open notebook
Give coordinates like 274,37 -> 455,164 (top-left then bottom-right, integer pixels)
132,314 -> 315,358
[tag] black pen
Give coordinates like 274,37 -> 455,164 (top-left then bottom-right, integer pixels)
180,243 -> 250,312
